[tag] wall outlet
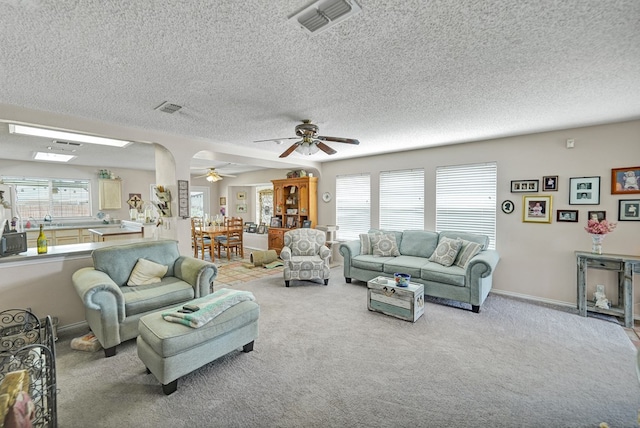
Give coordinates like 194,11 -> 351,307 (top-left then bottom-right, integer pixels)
566,139 -> 575,148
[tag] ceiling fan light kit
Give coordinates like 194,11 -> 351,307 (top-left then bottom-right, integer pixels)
255,119 -> 360,158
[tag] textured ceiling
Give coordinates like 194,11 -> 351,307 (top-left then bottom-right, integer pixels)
0,0 -> 639,172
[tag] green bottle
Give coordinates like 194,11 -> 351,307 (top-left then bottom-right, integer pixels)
37,224 -> 48,254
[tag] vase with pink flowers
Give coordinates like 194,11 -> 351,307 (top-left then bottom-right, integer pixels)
584,219 -> 616,254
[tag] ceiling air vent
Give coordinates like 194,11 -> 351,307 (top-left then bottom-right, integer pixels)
155,101 -> 183,114
288,0 -> 362,35
54,140 -> 82,146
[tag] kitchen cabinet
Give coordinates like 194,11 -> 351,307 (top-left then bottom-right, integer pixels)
99,179 -> 122,210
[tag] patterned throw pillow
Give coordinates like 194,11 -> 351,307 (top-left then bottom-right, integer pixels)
359,233 -> 374,255
454,239 -> 483,268
370,233 -> 400,257
428,237 -> 462,267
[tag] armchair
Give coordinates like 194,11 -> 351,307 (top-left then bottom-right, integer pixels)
280,228 -> 331,287
72,240 -> 216,357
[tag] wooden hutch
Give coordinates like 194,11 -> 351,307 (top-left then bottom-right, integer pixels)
268,176 -> 318,254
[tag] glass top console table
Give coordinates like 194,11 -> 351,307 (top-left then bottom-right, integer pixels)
575,251 -> 640,328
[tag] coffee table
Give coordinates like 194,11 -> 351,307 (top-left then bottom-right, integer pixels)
367,276 -> 425,322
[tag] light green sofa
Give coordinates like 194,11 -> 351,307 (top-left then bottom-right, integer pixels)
72,240 -> 217,357
339,230 -> 500,313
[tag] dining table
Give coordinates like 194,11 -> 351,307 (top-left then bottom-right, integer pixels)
200,225 -> 227,260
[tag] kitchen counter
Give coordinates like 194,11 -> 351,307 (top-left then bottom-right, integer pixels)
89,226 -> 143,242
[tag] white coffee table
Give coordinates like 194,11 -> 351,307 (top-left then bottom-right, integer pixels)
367,276 -> 425,322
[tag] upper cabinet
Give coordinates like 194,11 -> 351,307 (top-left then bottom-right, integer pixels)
99,179 -> 122,210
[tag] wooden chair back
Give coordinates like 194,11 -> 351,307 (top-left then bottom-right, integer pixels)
217,217 -> 244,260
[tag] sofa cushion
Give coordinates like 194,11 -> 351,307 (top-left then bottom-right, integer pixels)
92,240 -> 180,287
454,240 -> 483,268
370,233 -> 401,257
399,230 -> 439,258
420,263 -> 466,287
352,255 -> 393,272
439,231 -> 489,250
383,255 -> 430,278
123,277 -> 195,316
428,237 -> 462,267
127,258 -> 169,286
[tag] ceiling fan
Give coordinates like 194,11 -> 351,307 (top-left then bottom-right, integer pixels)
254,119 -> 360,158
194,167 -> 237,182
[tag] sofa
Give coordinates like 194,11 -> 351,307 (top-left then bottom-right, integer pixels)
72,240 -> 217,357
339,230 -> 500,312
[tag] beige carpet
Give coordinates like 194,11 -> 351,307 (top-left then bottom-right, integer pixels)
55,268 -> 640,427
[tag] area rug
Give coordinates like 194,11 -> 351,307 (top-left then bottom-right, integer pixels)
55,268 -> 640,427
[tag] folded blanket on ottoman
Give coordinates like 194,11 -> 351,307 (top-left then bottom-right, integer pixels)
162,288 -> 256,328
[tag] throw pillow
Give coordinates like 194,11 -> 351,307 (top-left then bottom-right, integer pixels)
454,239 -> 483,268
370,233 -> 400,257
359,233 -> 374,255
429,237 -> 462,267
127,258 -> 168,286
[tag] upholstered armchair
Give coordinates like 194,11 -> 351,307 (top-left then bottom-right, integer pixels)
72,240 -> 216,357
280,228 -> 331,287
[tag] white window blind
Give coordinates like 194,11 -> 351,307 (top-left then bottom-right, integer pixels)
336,173 -> 370,241
380,168 -> 424,230
2,177 -> 91,219
435,162 -> 497,249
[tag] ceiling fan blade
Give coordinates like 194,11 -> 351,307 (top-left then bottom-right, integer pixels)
316,135 -> 360,145
279,142 -> 300,158
253,137 -> 299,143
219,173 -> 237,178
315,141 -> 337,155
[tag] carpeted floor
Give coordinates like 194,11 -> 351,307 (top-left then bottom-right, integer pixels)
55,267 -> 640,427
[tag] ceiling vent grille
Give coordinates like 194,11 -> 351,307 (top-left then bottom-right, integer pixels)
289,0 -> 362,35
54,140 -> 82,146
155,101 -> 183,114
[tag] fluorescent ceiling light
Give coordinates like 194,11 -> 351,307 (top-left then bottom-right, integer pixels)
34,151 -> 76,162
9,124 -> 131,148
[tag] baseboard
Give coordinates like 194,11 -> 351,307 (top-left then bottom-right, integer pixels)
490,289 -> 575,309
491,289 -> 640,322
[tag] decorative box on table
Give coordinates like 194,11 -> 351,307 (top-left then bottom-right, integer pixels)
367,276 -> 425,322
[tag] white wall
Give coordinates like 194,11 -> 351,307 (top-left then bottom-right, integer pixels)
318,120 -> 640,309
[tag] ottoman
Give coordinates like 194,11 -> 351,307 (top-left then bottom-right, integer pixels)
137,300 -> 259,395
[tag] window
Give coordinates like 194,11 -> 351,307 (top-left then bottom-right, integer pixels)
379,168 -> 424,230
435,162 -> 497,249
257,187 -> 273,226
3,177 -> 91,219
336,173 -> 370,240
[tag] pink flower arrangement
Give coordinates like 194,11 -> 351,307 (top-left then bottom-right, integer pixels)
584,219 -> 617,235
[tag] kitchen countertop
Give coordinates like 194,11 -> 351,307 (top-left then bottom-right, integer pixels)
88,227 -> 142,236
0,238 -> 161,265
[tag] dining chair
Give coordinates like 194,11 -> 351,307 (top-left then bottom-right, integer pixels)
216,217 -> 244,260
191,217 -> 213,260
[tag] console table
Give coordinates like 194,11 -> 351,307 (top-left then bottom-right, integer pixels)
576,251 -> 640,328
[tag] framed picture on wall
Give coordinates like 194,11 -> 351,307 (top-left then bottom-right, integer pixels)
611,166 -> 640,194
542,176 -> 558,191
618,199 -> 640,221
569,176 -> 600,205
511,179 -> 539,193
522,195 -> 552,223
219,196 -> 227,206
237,191 -> 247,200
237,204 -> 247,213
587,211 -> 606,221
556,209 -> 578,222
